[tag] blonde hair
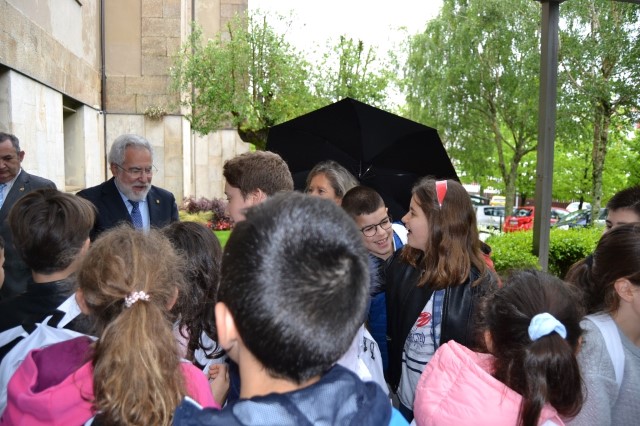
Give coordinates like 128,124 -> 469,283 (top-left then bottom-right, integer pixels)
77,225 -> 187,425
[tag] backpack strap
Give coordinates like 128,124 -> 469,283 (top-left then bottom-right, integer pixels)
586,313 -> 624,389
54,293 -> 83,328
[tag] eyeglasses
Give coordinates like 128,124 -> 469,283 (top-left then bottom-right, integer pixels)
360,216 -> 393,237
115,164 -> 157,178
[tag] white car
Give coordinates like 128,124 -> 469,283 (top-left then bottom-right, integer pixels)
475,206 -> 506,232
566,201 -> 591,213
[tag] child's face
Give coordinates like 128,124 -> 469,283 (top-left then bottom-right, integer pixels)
354,207 -> 394,260
402,195 -> 429,251
0,248 -> 5,289
605,208 -> 640,233
224,183 -> 254,224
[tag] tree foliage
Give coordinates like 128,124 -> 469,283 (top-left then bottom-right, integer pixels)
172,12 -> 394,150
402,0 -> 640,213
558,0 -> 640,216
401,0 -> 541,215
171,13 -> 318,150
311,36 -> 391,106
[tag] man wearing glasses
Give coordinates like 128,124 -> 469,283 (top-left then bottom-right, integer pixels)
78,134 -> 178,240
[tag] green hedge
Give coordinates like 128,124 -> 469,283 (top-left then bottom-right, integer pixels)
178,211 -> 231,247
486,227 -> 602,278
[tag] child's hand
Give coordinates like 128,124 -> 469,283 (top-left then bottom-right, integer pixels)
209,363 -> 230,406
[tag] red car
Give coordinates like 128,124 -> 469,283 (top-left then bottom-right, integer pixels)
503,207 -> 568,232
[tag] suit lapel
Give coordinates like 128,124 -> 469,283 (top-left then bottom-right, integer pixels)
0,171 -> 29,222
101,178 -> 132,225
146,187 -> 162,225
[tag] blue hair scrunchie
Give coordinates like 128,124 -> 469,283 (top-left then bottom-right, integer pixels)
528,313 -> 567,341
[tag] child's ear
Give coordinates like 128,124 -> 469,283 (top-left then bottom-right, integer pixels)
75,289 -> 90,315
80,238 -> 91,255
167,287 -> 179,310
483,330 -> 494,353
614,278 -> 635,303
215,301 -> 239,351
249,189 -> 267,205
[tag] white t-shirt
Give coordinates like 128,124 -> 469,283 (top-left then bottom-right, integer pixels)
398,293 -> 440,409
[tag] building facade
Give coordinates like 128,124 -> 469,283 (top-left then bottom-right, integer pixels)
0,0 -> 250,202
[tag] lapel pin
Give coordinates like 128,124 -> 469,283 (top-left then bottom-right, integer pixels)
19,187 -> 25,192
156,199 -> 160,204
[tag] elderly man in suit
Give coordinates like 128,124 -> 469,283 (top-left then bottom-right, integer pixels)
77,134 -> 178,241
0,132 -> 57,300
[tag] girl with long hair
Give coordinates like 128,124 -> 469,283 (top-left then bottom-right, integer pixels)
565,223 -> 640,425
385,177 -> 497,421
413,269 -> 584,426
2,226 -> 220,425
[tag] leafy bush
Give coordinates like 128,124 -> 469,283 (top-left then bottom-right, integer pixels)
486,231 -> 540,274
180,196 -> 232,230
486,227 -> 602,278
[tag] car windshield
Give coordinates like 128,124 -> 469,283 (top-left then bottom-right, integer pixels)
513,208 -> 533,217
562,210 -> 588,222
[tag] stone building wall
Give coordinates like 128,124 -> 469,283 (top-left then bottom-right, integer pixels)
0,0 -> 250,202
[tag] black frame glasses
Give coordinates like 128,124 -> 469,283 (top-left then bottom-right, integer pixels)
115,164 -> 158,178
360,216 -> 393,237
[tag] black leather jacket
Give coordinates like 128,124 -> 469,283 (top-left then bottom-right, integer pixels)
384,253 -> 496,390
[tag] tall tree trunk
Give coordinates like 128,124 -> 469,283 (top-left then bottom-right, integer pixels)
591,101 -> 611,217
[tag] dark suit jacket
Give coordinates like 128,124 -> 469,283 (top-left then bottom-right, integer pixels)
0,171 -> 56,300
77,177 -> 179,241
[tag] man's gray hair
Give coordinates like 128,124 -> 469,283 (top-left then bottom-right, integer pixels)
0,132 -> 21,154
108,134 -> 154,165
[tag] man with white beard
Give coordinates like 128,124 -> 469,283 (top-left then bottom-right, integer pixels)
78,134 -> 178,240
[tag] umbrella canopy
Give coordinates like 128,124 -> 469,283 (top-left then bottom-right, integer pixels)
266,97 -> 459,218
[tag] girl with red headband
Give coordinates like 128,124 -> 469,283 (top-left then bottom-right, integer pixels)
385,177 -> 498,422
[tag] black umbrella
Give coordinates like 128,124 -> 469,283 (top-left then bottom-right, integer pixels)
266,97 -> 458,218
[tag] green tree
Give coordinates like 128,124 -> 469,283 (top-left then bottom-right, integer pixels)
312,36 -> 391,106
172,13 -> 396,150
558,0 -> 640,216
171,13 -> 318,150
401,0 -> 541,216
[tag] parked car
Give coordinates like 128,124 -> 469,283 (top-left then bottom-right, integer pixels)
566,201 -> 592,213
469,194 -> 490,206
503,206 -> 568,232
490,195 -> 506,206
553,208 -> 607,230
475,206 -> 506,232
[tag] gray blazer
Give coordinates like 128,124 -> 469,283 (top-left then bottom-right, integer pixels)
0,171 -> 56,300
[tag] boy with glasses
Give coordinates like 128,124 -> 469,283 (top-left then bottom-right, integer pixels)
342,186 -> 408,373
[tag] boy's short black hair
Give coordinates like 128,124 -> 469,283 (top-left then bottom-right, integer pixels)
341,186 -> 386,218
8,189 -> 95,274
219,192 -> 369,383
607,185 -> 640,216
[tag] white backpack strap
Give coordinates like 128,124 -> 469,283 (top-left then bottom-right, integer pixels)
0,325 -> 29,348
586,313 -> 624,389
54,293 -> 82,328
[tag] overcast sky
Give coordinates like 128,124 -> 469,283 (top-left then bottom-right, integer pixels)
249,0 -> 443,56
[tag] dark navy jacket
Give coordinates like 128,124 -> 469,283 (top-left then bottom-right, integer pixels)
173,365 -> 407,426
77,177 -> 178,240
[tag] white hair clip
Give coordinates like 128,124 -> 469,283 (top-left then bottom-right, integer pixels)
124,291 -> 150,308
